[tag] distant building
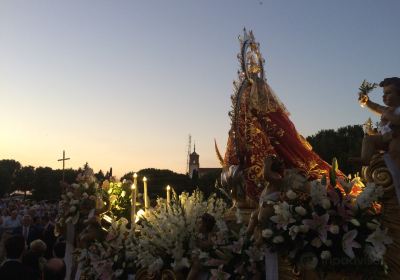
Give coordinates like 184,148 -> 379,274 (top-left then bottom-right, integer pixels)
188,144 -> 221,178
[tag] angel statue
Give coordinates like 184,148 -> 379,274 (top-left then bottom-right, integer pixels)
217,29 -> 343,213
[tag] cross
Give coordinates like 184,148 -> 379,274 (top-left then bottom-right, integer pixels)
58,150 -> 70,182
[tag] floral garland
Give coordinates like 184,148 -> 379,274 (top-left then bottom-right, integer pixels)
259,174 -> 392,277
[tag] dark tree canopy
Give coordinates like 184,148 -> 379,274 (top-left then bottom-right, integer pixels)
306,125 -> 364,175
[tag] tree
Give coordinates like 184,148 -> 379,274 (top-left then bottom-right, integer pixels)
0,159 -> 21,196
307,125 -> 364,175
13,166 -> 35,197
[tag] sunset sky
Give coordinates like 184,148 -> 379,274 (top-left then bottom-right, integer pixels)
1,0 -> 399,177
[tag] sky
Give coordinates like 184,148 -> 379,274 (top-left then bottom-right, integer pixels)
1,0 -> 399,177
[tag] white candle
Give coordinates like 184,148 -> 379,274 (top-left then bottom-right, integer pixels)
131,183 -> 136,225
133,173 -> 138,189
166,185 -> 171,206
143,177 -> 149,209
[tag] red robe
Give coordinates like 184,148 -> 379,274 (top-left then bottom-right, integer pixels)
224,78 -> 340,201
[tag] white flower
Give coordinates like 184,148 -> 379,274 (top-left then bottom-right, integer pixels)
310,180 -> 327,205
69,206 -> 77,213
83,183 -> 89,190
121,191 -> 126,198
299,224 -> 309,233
67,192 -> 74,198
364,245 -> 384,262
270,201 -> 296,229
286,190 -> 297,200
289,225 -> 299,240
321,198 -> 331,209
350,219 -> 360,227
329,225 -> 339,234
295,206 -> 307,216
356,183 -> 384,209
262,229 -> 273,239
366,227 -> 392,253
324,239 -> 332,247
171,257 -> 190,271
321,250 -> 331,260
71,199 -> 79,205
272,235 -> 284,243
311,237 -> 322,248
82,192 -> 88,199
72,183 -> 79,189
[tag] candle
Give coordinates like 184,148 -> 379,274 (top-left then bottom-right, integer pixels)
133,173 -> 138,189
143,177 -> 149,209
131,183 -> 136,225
166,185 -> 171,207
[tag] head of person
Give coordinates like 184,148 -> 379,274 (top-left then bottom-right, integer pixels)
380,77 -> 400,107
22,214 -> 32,227
29,239 -> 47,256
42,258 -> 66,280
5,235 -> 25,259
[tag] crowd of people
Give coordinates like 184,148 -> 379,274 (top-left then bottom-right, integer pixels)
0,197 -> 65,280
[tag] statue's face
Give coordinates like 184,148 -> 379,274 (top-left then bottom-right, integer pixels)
383,85 -> 400,107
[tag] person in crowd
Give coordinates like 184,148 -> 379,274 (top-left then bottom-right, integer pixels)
13,214 -> 39,247
41,215 -> 56,259
3,210 -> 21,234
22,239 -> 47,280
42,258 -> 66,280
0,235 -> 31,280
52,241 -> 66,259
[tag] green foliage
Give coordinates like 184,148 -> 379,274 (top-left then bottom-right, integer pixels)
122,168 -> 195,201
0,159 -> 22,196
307,125 -> 364,175
359,80 -> 378,95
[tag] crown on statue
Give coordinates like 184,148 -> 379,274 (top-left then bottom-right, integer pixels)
236,28 -> 266,83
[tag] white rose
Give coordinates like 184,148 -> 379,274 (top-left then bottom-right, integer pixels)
321,250 -> 331,260
329,225 -> 339,234
83,183 -> 89,190
67,192 -> 74,198
299,225 -> 309,233
321,198 -> 331,209
324,239 -> 333,247
262,229 -> 273,239
69,206 -> 77,213
82,192 -> 89,199
311,237 -> 322,248
121,191 -> 126,198
350,219 -> 360,227
295,206 -> 307,216
286,190 -> 297,200
272,236 -> 284,243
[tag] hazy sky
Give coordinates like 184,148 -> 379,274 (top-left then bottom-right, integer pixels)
1,0 -> 399,176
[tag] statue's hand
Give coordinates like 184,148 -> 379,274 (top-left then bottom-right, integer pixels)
358,92 -> 369,107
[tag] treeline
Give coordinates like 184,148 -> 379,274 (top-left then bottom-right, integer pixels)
306,124 -> 364,175
0,124 -> 364,200
0,161 -> 220,200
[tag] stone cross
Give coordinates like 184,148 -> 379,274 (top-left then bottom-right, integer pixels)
58,150 -> 70,182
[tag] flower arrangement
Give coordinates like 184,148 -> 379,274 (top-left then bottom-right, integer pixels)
56,165 -> 108,234
134,190 -> 228,274
259,171 -> 392,277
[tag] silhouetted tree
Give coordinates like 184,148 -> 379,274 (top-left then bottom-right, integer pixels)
0,159 -> 21,196
13,166 -> 35,197
307,125 -> 364,175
